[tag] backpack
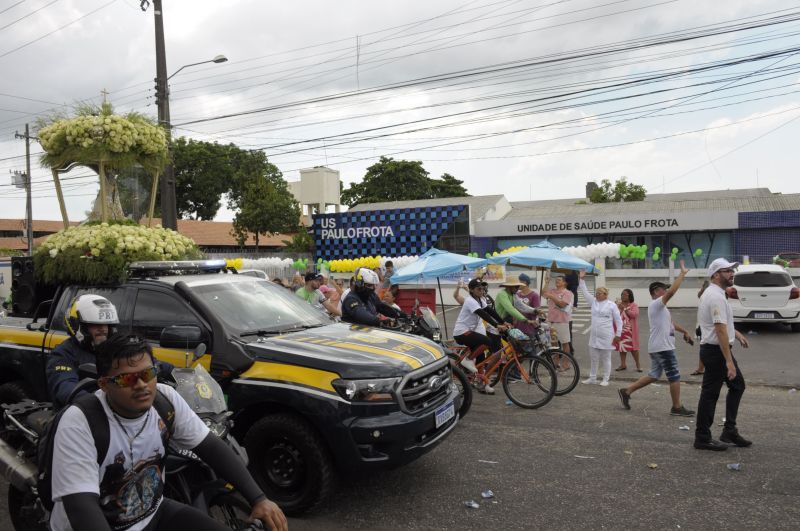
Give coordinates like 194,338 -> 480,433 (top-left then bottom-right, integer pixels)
37,390 -> 175,512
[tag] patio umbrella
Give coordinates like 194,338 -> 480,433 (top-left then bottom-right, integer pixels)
488,240 -> 597,273
390,248 -> 489,338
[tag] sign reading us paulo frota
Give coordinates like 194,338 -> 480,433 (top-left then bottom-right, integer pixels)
473,210 -> 739,237
313,205 -> 467,260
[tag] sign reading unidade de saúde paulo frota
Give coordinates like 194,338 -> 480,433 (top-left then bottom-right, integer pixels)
473,211 -> 739,237
319,217 -> 395,239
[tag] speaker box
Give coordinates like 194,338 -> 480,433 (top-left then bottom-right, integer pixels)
11,256 -> 54,318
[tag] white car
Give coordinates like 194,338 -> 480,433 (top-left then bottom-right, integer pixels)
727,264 -> 800,332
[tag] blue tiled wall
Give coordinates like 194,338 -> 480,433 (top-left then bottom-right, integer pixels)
736,210 -> 800,258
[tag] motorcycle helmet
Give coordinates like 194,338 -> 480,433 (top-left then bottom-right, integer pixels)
354,268 -> 379,296
65,294 -> 119,347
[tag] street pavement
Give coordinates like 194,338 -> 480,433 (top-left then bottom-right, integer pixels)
1,304 -> 798,530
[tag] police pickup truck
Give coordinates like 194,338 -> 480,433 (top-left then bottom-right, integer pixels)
0,260 -> 461,513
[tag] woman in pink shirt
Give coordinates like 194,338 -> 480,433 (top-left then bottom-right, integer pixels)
615,288 -> 642,372
542,274 -> 574,365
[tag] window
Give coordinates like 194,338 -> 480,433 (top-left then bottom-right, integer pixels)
132,289 -> 204,342
51,287 -> 129,333
734,271 -> 792,288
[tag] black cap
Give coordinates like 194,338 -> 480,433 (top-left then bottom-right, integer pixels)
468,278 -> 483,290
305,272 -> 323,282
649,281 -> 670,295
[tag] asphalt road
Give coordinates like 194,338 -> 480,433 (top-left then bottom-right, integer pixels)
1,306 -> 798,530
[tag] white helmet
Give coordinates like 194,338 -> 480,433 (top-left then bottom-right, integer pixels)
65,294 -> 119,345
355,268 -> 379,288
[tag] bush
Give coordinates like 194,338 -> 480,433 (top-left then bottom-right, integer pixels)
34,223 -> 202,285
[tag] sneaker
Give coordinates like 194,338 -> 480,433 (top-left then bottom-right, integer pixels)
581,378 -> 597,385
484,384 -> 495,395
618,389 -> 631,410
460,358 -> 478,374
670,406 -> 695,417
720,429 -> 752,447
599,380 -> 610,387
694,439 -> 728,451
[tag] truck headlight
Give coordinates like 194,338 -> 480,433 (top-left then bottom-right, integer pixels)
332,377 -> 400,402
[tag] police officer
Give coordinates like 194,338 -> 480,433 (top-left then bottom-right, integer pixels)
46,294 -> 174,409
341,268 -> 404,326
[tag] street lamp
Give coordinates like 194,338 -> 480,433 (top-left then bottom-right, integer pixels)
147,0 -> 228,229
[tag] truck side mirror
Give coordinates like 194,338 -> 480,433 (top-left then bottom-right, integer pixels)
160,325 -> 205,349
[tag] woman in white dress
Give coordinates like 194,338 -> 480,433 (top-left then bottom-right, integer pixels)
578,270 -> 622,386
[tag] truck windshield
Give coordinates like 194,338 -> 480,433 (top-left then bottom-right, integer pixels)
188,279 -> 330,334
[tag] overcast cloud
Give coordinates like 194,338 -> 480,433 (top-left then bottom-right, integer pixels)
1,0 -> 799,222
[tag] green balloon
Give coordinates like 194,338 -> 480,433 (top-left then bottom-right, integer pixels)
653,246 -> 661,253
652,253 -> 660,261
671,247 -> 678,254
694,249 -> 703,257
485,252 -> 492,258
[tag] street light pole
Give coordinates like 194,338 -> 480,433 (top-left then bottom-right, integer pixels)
151,0 -> 176,229
145,0 -> 227,230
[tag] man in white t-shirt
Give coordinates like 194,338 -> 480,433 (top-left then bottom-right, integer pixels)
618,260 -> 695,416
694,257 -> 751,451
49,334 -> 287,531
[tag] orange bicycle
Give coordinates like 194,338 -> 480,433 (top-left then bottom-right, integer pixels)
445,328 -> 556,409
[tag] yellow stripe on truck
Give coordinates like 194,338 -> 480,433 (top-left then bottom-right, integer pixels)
331,342 -> 423,369
240,362 -> 339,392
369,329 -> 443,361
0,328 -> 47,349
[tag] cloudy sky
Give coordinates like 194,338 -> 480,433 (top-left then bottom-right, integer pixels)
1,0 -> 799,222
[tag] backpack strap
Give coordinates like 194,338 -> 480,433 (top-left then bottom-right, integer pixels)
72,394 -> 111,466
152,389 -> 176,445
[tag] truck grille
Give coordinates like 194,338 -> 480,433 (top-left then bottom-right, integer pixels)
398,360 -> 451,414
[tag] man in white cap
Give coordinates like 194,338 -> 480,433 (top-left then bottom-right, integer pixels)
694,257 -> 751,451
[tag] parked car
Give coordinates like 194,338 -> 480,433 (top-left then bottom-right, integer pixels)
726,264 -> 800,332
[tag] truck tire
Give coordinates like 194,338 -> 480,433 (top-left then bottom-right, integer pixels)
0,381 -> 32,407
791,323 -> 800,333
450,364 -> 472,418
244,413 -> 333,515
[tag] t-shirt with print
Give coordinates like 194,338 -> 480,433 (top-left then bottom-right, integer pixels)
453,296 -> 487,336
648,297 -> 675,352
296,286 -> 326,308
49,384 -> 209,531
546,289 -> 573,323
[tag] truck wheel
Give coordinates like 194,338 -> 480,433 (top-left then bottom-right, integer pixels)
450,364 -> 472,418
244,413 -> 333,515
0,381 -> 32,407
791,323 -> 800,333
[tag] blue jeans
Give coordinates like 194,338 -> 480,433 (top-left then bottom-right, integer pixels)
648,349 -> 680,382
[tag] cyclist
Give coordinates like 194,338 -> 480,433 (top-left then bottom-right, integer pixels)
453,279 -> 509,393
341,268 -> 404,326
49,333 -> 287,531
46,294 -> 173,410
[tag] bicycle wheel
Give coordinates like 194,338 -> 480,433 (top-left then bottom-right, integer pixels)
449,362 -> 473,418
502,354 -> 556,409
541,349 -> 580,396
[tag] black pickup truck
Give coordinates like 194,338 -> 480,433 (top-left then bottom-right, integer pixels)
0,261 -> 462,513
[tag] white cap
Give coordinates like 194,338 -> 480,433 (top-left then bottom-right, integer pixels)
707,257 -> 739,278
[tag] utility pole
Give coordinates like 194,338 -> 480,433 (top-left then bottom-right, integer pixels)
145,0 -> 177,230
13,124 -> 34,256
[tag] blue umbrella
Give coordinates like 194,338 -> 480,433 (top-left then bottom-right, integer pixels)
390,248 -> 489,283
390,248 -> 489,339
488,240 -> 597,273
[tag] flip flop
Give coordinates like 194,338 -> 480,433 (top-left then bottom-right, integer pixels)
636,369 -> 643,372
690,370 -> 704,376
615,367 -> 627,371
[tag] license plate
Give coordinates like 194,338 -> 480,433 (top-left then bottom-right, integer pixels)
753,312 -> 774,319
435,401 -> 455,428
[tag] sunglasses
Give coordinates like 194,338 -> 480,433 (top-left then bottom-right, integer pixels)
102,366 -> 158,388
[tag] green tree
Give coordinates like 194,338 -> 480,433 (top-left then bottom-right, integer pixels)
231,168 -> 301,251
341,157 -> 470,207
173,138 -> 239,220
589,178 -> 646,203
281,229 -> 315,253
430,173 -> 469,198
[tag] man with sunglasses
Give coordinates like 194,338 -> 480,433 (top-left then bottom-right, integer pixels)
48,333 -> 288,531
694,258 -> 751,451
